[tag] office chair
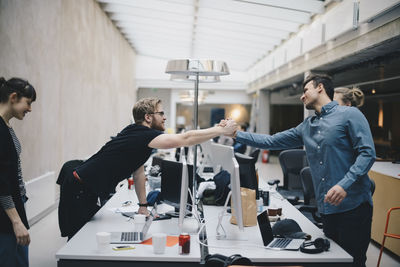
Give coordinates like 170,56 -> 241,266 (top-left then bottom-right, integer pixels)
296,167 -> 322,228
249,148 -> 260,161
235,150 -> 259,198
268,149 -> 307,204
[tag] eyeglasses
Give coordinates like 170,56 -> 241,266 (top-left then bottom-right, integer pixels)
149,111 -> 165,117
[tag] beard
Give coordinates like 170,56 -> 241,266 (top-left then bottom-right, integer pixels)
151,120 -> 165,131
304,98 -> 316,110
305,103 -> 314,110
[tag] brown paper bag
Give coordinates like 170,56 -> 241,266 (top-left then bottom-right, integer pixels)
230,187 -> 257,227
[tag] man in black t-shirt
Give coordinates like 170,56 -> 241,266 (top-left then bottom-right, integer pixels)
74,97 -> 237,215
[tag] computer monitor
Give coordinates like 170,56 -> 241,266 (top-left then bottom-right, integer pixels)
199,139 -> 215,175
151,156 -> 163,169
209,143 -> 244,232
178,147 -> 190,232
160,157 -> 193,219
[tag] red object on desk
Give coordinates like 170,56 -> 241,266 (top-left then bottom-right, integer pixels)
128,177 -> 134,189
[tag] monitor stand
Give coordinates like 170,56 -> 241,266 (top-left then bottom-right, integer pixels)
215,191 -> 247,241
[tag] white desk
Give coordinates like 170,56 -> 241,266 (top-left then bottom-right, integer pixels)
202,190 -> 353,266
56,185 -> 201,267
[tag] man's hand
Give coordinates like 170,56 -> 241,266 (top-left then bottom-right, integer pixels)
324,185 -> 347,206
220,119 -> 238,137
12,221 -> 30,246
217,119 -> 228,127
138,206 -> 150,216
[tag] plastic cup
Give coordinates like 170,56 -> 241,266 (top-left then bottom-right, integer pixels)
96,232 -> 110,252
152,233 -> 167,254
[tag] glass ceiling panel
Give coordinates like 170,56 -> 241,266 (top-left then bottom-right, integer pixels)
97,0 -> 324,71
199,0 -> 310,24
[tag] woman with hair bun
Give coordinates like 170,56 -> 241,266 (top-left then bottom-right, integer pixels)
0,77 -> 36,267
334,87 -> 364,107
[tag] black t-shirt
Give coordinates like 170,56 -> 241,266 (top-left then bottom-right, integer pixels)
75,124 -> 163,197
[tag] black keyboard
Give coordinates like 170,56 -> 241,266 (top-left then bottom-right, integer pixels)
270,238 -> 292,248
203,167 -> 214,173
121,232 -> 143,242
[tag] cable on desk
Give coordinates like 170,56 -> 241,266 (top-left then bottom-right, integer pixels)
195,214 -> 268,250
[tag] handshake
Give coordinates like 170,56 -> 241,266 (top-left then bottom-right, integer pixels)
217,119 -> 239,138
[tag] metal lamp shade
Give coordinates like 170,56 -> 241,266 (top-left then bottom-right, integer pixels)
170,74 -> 220,83
165,59 -> 229,76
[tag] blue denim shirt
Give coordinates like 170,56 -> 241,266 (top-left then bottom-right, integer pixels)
236,101 -> 375,215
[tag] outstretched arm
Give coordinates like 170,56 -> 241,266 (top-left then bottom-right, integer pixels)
132,165 -> 149,215
148,120 -> 237,149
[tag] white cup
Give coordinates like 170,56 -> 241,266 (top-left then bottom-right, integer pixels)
96,232 -> 111,252
152,233 -> 167,254
134,214 -> 146,231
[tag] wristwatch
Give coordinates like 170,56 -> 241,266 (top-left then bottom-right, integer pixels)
138,202 -> 149,207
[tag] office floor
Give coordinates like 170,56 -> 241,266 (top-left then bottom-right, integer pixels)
29,156 -> 399,267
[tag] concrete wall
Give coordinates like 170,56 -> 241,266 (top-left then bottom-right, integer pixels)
0,0 -> 136,182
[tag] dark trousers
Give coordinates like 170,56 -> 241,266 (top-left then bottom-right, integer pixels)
0,233 -> 29,267
321,202 -> 372,267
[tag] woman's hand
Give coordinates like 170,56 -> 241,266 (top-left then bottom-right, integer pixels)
13,221 -> 30,246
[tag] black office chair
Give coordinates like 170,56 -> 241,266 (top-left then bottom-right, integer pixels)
235,149 -> 259,198
268,149 -> 307,204
296,167 -> 323,228
249,148 -> 260,161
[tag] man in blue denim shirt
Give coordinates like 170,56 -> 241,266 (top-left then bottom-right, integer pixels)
232,74 -> 375,267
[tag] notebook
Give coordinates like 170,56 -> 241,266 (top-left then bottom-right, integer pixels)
110,209 -> 155,244
257,210 -> 304,250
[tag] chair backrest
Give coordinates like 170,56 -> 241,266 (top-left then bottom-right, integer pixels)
278,149 -> 308,190
249,149 -> 260,163
235,152 -> 258,197
299,167 -> 315,205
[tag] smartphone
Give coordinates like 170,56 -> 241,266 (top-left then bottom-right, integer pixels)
257,210 -> 273,246
112,245 -> 135,251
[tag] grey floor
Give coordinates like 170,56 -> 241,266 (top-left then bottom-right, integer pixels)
29,156 -> 399,267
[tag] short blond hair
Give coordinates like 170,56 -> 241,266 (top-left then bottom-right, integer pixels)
132,98 -> 162,124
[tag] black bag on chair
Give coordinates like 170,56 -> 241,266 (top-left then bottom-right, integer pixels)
57,160 -> 100,240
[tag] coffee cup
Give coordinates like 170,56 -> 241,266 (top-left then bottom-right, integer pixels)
96,232 -> 110,252
267,208 -> 278,216
152,233 -> 167,254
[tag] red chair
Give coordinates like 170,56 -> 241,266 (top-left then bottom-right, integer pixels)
377,207 -> 400,267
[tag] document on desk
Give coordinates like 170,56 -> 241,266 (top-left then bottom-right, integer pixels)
109,206 -> 138,214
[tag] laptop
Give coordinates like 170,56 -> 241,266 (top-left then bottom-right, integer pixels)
110,209 -> 155,244
257,210 -> 304,250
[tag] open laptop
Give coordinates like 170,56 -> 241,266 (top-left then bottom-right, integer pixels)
110,209 -> 155,244
257,210 -> 304,250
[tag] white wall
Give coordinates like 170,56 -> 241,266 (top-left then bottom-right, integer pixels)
0,0 -> 136,217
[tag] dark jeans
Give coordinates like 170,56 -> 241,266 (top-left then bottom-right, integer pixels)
0,232 -> 29,267
321,202 -> 372,267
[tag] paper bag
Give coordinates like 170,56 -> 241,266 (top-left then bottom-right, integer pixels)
230,187 -> 257,227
